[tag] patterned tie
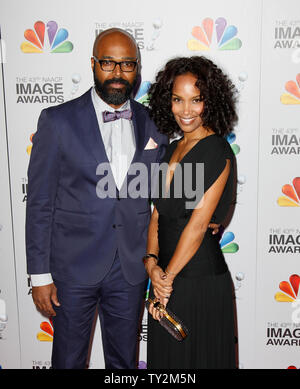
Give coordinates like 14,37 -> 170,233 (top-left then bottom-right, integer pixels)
102,109 -> 132,123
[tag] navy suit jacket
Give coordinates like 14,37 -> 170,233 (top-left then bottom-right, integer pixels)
26,88 -> 168,285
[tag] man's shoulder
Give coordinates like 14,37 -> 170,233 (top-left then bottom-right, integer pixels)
130,99 -> 155,129
43,88 -> 92,117
130,98 -> 150,117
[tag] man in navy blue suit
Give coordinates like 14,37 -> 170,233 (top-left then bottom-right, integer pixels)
26,28 -> 168,369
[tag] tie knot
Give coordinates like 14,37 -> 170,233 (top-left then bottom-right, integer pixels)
102,109 -> 132,123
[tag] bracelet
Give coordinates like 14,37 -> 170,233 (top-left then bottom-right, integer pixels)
143,253 -> 158,265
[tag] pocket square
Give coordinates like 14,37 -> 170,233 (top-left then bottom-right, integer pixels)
144,137 -> 158,150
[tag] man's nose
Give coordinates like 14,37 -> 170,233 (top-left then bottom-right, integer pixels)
112,63 -> 122,77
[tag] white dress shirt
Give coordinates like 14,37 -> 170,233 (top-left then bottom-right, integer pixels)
30,88 -> 136,287
91,87 -> 136,189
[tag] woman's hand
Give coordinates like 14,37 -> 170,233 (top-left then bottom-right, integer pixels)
148,295 -> 171,321
148,298 -> 163,321
208,222 -> 220,235
148,264 -> 173,299
148,273 -> 175,321
145,258 -> 175,320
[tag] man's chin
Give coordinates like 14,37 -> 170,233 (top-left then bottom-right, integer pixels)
104,92 -> 128,106
94,83 -> 131,105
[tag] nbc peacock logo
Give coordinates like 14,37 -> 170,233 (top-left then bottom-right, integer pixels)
135,81 -> 151,106
280,74 -> 300,105
21,21 -> 73,53
275,274 -> 300,302
26,133 -> 35,155
277,177 -> 300,207
220,231 -> 239,253
188,17 -> 242,51
37,318 -> 53,341
226,133 -> 240,155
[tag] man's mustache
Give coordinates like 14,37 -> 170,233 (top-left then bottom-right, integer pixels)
104,78 -> 131,87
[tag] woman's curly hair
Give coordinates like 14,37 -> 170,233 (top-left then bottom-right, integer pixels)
148,56 -> 238,138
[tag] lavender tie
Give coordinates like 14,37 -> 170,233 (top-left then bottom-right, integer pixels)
102,109 -> 132,123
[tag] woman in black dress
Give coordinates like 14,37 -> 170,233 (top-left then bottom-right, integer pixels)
144,56 -> 238,369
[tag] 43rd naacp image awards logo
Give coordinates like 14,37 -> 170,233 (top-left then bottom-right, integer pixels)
280,73 -> 300,105
265,275 -> 300,347
16,73 -> 82,105
21,21 -> 73,53
277,177 -> 300,207
271,128 -> 300,156
268,228 -> 300,254
16,76 -> 64,104
95,21 -> 145,50
274,20 -> 300,49
95,19 -> 163,51
188,17 -> 242,51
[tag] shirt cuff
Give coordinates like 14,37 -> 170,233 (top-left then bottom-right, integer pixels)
30,273 -> 53,287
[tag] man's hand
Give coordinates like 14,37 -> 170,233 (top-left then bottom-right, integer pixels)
32,283 -> 60,317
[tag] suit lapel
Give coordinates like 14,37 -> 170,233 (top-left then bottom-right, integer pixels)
80,93 -> 146,163
130,99 -> 146,165
79,88 -> 109,165
78,89 -> 119,190
77,91 -> 147,192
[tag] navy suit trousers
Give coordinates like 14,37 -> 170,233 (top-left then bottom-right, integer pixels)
51,252 -> 147,369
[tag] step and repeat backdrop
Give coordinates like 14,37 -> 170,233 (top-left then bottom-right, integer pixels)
0,0 -> 299,369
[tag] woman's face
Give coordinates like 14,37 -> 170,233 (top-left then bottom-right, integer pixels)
171,73 -> 204,134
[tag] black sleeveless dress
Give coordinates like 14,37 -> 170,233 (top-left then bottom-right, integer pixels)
147,134 -> 236,369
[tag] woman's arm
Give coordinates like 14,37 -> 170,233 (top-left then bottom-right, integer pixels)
165,160 -> 231,282
144,206 -> 173,317
146,205 -> 160,257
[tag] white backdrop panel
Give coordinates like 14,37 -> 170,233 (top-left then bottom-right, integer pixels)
255,0 -> 300,370
0,47 -> 21,369
1,0 -> 298,369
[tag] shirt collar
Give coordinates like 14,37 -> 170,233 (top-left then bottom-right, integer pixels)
91,86 -> 130,113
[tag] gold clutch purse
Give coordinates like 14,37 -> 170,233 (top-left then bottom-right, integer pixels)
146,297 -> 188,341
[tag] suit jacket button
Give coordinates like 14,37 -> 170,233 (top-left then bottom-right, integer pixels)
112,224 -> 116,228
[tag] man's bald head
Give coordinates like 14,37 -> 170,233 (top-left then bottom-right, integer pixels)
93,28 -> 139,59
91,28 -> 140,108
